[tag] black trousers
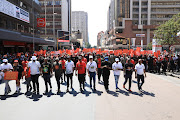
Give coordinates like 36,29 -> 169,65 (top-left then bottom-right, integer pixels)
78,74 -> 85,89
103,75 -> 110,90
43,74 -> 52,92
31,74 -> 39,92
97,68 -> 102,80
137,74 -> 144,90
61,69 -> 66,81
124,74 -> 132,90
67,73 -> 73,89
55,75 -> 61,91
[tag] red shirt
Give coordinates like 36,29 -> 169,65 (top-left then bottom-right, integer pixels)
60,60 -> 66,69
97,58 -> 101,68
22,61 -> 28,69
76,61 -> 86,74
24,67 -> 31,78
131,59 -> 135,65
82,58 -> 87,64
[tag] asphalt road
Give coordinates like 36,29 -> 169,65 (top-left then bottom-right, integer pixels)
0,71 -> 180,120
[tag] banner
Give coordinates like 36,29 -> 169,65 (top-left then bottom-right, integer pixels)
0,0 -> 29,23
4,71 -> 18,80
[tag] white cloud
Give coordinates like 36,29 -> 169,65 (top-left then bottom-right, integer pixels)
72,0 -> 110,46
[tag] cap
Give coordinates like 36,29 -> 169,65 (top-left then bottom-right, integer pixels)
14,60 -> 18,63
115,58 -> 119,62
31,56 -> 37,61
104,57 -> 108,61
89,56 -> 93,59
3,59 -> 8,63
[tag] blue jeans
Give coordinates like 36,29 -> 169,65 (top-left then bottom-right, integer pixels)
114,75 -> 120,89
89,72 -> 96,89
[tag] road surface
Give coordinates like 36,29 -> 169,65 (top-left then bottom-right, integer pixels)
0,71 -> 180,120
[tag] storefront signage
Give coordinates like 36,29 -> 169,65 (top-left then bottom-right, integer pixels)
0,0 -> 29,23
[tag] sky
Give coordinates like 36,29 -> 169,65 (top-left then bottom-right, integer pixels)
72,0 -> 111,46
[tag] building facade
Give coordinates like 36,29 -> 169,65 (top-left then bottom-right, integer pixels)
72,11 -> 89,44
39,0 -> 71,49
97,31 -> 106,48
107,0 -> 180,49
0,0 -> 54,54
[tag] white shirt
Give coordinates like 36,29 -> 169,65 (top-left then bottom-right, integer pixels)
86,61 -> 97,72
112,62 -> 123,75
65,61 -> 75,74
1,63 -> 13,71
28,61 -> 41,75
135,63 -> 145,75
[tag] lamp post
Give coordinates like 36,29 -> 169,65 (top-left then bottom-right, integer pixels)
32,0 -> 35,52
53,0 -> 57,50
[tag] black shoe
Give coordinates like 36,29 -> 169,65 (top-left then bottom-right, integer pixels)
66,89 -> 69,93
37,91 -> 39,95
94,88 -> 96,91
80,88 -> 83,93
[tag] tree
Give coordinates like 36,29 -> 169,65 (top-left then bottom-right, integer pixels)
85,42 -> 91,48
147,42 -> 152,50
154,13 -> 180,48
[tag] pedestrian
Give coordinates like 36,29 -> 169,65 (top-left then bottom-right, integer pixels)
27,56 -> 41,94
13,60 -> 24,93
123,59 -> 133,92
24,66 -> 32,93
161,57 -> 167,75
65,56 -> 75,92
135,59 -> 146,92
53,57 -> 62,93
60,56 -> 66,83
101,57 -> 111,92
112,58 -> 123,91
87,55 -> 97,91
1,59 -> 13,95
41,58 -> 53,94
76,56 -> 86,92
96,54 -> 102,83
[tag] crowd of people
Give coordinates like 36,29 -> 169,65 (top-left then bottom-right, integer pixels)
0,50 -> 179,96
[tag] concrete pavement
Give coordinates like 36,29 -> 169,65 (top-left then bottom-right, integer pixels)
0,71 -> 180,120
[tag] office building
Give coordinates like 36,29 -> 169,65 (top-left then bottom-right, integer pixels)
72,11 -> 89,44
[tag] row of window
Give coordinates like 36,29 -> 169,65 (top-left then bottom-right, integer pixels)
39,1 -> 61,6
151,14 -> 173,18
151,8 -> 180,12
133,2 -> 148,6
40,14 -> 61,19
46,22 -> 61,26
151,2 -> 180,5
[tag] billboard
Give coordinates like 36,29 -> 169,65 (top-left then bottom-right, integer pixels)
57,30 -> 70,43
0,0 -> 29,23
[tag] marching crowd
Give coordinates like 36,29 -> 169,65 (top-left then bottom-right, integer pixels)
0,51 -> 179,96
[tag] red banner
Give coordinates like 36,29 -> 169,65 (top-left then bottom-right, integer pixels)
4,71 -> 18,80
58,40 -> 70,43
37,18 -> 46,27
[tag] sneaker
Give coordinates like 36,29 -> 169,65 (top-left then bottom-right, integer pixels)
128,89 -> 132,92
37,91 -> 39,94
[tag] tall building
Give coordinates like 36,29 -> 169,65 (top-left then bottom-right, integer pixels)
97,31 -> 105,48
107,0 -> 180,49
72,11 -> 89,45
39,0 -> 71,49
0,0 -> 54,53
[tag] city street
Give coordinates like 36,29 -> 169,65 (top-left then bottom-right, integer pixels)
0,71 -> 180,120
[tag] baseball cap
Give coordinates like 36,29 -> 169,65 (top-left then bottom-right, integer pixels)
115,58 -> 119,62
89,56 -> 93,59
3,59 -> 8,63
14,60 -> 19,63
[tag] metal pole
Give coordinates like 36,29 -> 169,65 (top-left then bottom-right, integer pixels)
69,0 -> 71,48
32,0 -> 35,52
45,0 -> 47,36
53,0 -> 56,50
